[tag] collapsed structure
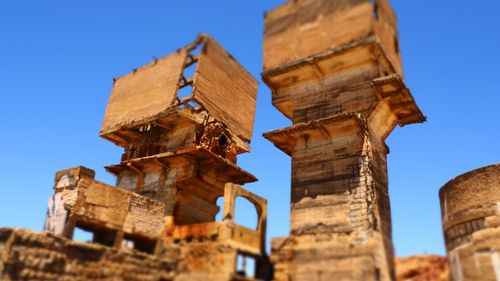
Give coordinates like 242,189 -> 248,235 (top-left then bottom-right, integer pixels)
439,164 -> 500,281
262,0 -> 425,280
1,35 -> 270,281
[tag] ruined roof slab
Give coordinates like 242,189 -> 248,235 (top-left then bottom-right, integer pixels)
100,49 -> 186,136
100,35 -> 258,144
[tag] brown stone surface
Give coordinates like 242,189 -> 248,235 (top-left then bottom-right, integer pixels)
0,228 -> 266,281
1,30 -> 269,281
100,49 -> 187,137
264,0 -> 401,74
42,164 -> 268,267
262,0 -> 420,122
45,166 -> 166,246
265,114 -> 397,281
439,164 -> 500,281
395,255 -> 449,281
0,1 -> 454,280
0,228 -> 178,281
95,36 -> 261,243
194,36 -> 258,143
100,35 -> 258,146
271,233 -> 393,281
263,0 -> 424,280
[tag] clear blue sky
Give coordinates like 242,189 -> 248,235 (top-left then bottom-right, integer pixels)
1,0 -> 499,257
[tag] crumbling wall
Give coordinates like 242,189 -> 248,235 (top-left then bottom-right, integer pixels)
0,228 -> 266,281
174,241 -> 237,281
0,228 -> 179,281
44,166 -> 166,253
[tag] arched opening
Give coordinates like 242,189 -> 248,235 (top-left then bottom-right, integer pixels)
214,196 -> 224,222
234,196 -> 259,230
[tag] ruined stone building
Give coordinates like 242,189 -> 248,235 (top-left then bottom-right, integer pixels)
440,164 -> 500,281
1,1 -> 498,281
262,0 -> 424,280
1,35 -> 270,281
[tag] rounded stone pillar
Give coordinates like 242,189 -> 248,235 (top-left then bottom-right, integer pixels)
439,164 -> 500,281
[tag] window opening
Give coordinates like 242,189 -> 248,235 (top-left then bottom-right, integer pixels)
215,196 -> 224,222
73,226 -> 93,243
236,253 -> 256,278
234,196 -> 259,230
124,234 -> 157,254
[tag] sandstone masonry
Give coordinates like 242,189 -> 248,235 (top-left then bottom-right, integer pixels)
1,35 -> 269,281
262,0 -> 425,280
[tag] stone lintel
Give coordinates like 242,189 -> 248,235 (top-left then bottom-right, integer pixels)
100,107 -> 251,155
371,74 -> 426,127
262,38 -> 398,119
100,34 -> 258,145
105,146 -> 257,185
263,113 -> 368,156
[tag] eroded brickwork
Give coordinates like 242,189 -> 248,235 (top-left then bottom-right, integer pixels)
0,229 -> 178,281
0,228 -> 263,281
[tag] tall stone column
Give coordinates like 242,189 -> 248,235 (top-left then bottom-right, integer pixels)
262,1 -> 425,280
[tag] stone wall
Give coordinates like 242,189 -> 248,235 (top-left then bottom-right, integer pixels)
0,228 -> 178,281
0,228 -> 262,281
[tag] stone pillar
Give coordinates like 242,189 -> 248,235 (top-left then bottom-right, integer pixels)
266,113 -> 398,281
262,0 -> 425,280
439,164 -> 500,281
